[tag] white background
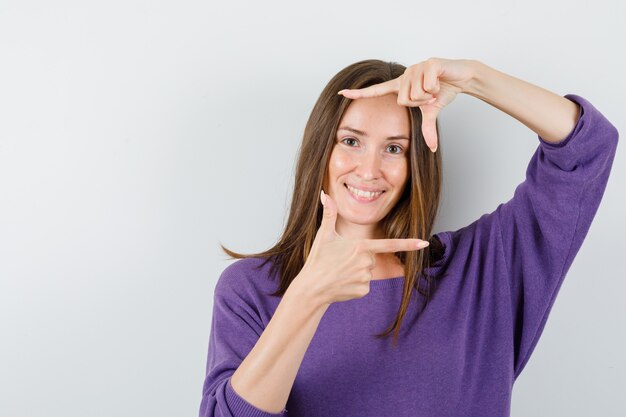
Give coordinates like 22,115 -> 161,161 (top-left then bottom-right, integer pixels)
1,1 -> 624,416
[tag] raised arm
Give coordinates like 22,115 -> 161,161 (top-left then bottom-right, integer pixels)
456,61 -> 619,378
339,56 -> 619,382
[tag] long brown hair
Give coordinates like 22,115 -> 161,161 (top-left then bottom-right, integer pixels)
220,59 -> 445,347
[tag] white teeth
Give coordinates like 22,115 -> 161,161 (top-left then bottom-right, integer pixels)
346,184 -> 383,199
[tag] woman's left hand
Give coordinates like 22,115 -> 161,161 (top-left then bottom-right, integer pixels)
338,57 -> 477,153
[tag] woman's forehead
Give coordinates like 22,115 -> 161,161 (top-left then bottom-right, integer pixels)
339,97 -> 411,137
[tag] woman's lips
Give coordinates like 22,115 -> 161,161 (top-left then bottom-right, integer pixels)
344,183 -> 385,203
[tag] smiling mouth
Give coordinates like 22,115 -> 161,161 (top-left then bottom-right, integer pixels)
344,183 -> 385,202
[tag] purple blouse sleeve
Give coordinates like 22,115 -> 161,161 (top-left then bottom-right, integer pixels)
199,264 -> 288,417
493,94 -> 619,380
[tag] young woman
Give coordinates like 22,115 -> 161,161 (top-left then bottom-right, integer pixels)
199,58 -> 619,416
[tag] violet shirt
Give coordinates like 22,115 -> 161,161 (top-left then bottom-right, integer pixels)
199,94 -> 618,417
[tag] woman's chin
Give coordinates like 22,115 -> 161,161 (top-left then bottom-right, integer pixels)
337,210 -> 383,226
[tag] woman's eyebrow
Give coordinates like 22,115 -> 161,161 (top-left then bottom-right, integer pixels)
337,126 -> 410,141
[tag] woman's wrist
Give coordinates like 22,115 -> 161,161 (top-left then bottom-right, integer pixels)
286,273 -> 330,312
461,59 -> 491,97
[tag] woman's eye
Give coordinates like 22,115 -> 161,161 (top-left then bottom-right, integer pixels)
341,138 -> 358,146
340,138 -> 404,154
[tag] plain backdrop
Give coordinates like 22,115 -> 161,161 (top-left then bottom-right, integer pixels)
1,1 -> 625,416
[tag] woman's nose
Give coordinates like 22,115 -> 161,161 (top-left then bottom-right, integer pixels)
354,150 -> 382,180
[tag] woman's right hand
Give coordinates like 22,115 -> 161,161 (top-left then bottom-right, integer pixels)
291,190 -> 430,307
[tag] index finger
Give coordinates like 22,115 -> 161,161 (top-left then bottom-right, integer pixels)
362,238 -> 429,253
338,78 -> 399,99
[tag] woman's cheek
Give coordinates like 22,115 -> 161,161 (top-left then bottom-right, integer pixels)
332,150 -> 355,171
383,159 -> 408,182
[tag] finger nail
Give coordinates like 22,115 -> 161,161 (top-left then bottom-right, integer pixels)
320,189 -> 327,206
417,241 -> 429,249
338,89 -> 347,95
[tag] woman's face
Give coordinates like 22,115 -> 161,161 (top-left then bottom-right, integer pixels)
323,94 -> 411,235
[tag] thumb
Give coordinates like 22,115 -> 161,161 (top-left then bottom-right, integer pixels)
420,106 -> 439,153
316,190 -> 340,243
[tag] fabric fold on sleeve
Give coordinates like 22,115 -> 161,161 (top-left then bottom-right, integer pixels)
493,93 -> 619,380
